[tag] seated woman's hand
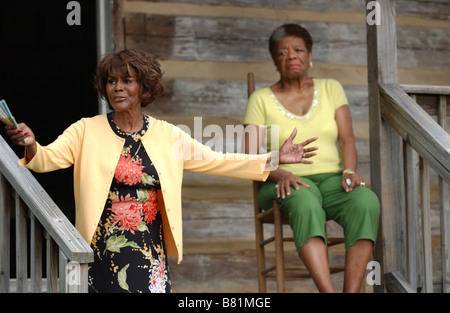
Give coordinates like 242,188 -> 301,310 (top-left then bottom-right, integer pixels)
279,128 -> 318,165
271,169 -> 310,199
342,171 -> 365,193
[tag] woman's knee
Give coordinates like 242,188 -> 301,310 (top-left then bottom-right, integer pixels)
333,188 -> 378,224
342,189 -> 380,247
349,188 -> 380,218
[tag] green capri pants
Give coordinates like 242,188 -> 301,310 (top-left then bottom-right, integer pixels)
257,172 -> 380,251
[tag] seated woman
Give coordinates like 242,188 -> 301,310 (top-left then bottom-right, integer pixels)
244,24 -> 380,292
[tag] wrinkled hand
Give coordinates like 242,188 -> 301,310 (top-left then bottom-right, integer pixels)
279,128 -> 318,164
273,170 -> 310,199
5,123 -> 35,146
5,123 -> 38,162
342,171 -> 365,193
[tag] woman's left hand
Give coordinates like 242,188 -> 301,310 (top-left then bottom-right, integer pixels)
278,128 -> 318,164
342,171 -> 366,193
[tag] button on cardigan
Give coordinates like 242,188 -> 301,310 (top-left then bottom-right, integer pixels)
19,114 -> 270,263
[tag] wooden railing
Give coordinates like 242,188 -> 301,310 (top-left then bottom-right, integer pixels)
379,83 -> 450,293
0,134 -> 93,293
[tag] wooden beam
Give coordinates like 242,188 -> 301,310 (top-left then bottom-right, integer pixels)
366,0 -> 406,292
124,1 -> 367,24
152,60 -> 450,87
403,143 -> 420,290
385,272 -> 416,293
401,85 -> 450,96
420,159 -> 433,293
113,0 -> 125,51
438,95 -> 450,293
30,212 -> 43,293
0,174 -> 11,292
379,83 -> 450,184
124,1 -> 450,29
15,193 -> 28,293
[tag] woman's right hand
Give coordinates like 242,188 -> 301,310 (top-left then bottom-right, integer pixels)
5,123 -> 37,161
5,123 -> 35,146
270,168 -> 310,199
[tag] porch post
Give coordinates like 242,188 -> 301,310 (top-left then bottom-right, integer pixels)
366,0 -> 406,292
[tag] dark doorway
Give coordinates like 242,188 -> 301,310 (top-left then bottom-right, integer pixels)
0,0 -> 99,222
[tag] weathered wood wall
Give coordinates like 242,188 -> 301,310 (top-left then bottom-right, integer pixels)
117,0 -> 449,292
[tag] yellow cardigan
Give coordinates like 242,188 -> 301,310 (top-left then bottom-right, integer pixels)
19,114 -> 269,263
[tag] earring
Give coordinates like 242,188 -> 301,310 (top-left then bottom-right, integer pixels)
310,61 -> 313,68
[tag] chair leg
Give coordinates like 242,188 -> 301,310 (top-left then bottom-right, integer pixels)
255,216 -> 267,292
273,201 -> 285,293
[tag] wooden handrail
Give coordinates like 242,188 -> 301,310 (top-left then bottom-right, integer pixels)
0,134 -> 93,292
0,135 -> 93,263
379,83 -> 450,184
401,84 -> 450,96
378,82 -> 450,293
400,84 -> 450,96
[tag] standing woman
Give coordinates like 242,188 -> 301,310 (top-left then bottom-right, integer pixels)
6,49 -> 317,293
244,24 -> 380,292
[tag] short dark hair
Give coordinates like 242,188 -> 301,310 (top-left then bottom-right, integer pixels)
95,49 -> 164,108
269,24 -> 313,59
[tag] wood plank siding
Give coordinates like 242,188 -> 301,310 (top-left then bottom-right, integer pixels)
115,0 -> 449,292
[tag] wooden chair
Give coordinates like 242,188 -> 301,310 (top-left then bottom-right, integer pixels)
247,72 -> 345,293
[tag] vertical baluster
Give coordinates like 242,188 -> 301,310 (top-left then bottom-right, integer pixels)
15,193 -> 28,292
59,251 -> 68,293
0,173 -> 11,293
404,142 -> 421,290
44,230 -> 58,293
420,158 -> 433,292
438,94 -> 450,292
440,179 -> 450,293
30,212 -> 43,293
60,253 -> 89,293
78,263 -> 89,293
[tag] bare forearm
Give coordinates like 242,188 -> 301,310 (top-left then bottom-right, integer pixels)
25,143 -> 37,163
339,137 -> 357,171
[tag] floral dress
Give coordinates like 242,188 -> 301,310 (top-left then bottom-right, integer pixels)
88,113 -> 171,293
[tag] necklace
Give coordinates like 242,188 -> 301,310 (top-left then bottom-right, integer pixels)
111,112 -> 144,133
272,87 -> 319,121
108,113 -> 148,143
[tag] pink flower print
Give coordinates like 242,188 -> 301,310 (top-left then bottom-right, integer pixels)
109,194 -> 143,234
115,154 -> 145,186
